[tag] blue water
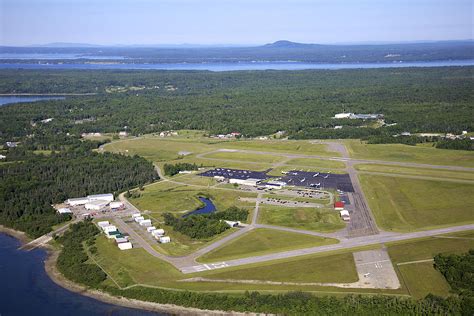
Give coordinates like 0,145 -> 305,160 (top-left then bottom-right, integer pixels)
0,60 -> 473,71
183,197 -> 216,217
0,233 -> 163,316
0,96 -> 65,106
0,53 -> 126,60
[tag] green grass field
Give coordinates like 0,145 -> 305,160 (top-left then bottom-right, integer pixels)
346,140 -> 474,168
355,164 -> 474,181
197,228 -> 339,263
285,158 -> 346,169
387,231 -> 474,298
360,175 -> 474,232
202,151 -> 285,164
200,252 -> 357,283
258,205 -> 345,232
129,181 -> 257,220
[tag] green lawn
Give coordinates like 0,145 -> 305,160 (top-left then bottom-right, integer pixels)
203,151 -> 285,164
258,205 -> 345,233
285,158 -> 346,169
346,140 -> 474,168
387,231 -> 474,298
397,263 -> 451,299
355,164 -> 474,181
200,252 -> 357,283
360,175 -> 474,232
220,140 -> 339,156
197,228 -> 339,263
92,236 -> 182,287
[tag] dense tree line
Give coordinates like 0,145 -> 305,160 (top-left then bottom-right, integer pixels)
436,139 -> 474,151
0,146 -> 157,237
206,206 -> 249,222
163,162 -> 199,176
435,250 -> 474,296
1,67 -> 473,142
103,286 -> 465,315
56,220 -> 107,287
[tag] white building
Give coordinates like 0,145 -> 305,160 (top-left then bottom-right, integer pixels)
229,178 -> 262,186
147,226 -> 157,233
97,221 -> 110,229
118,242 -> 133,250
119,131 -> 128,137
85,200 -> 109,211
57,207 -> 72,214
103,225 -> 117,233
340,210 -> 350,221
88,193 -> 114,203
131,213 -> 141,219
264,181 -> 287,190
159,236 -> 171,244
115,237 -> 129,244
0,154 -> 6,160
134,216 -> 144,223
139,219 -> 152,227
224,220 -> 240,227
334,113 -> 353,119
67,197 -> 90,206
152,229 -> 165,237
110,201 -> 124,209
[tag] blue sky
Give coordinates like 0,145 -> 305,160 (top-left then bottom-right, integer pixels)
1,0 -> 472,46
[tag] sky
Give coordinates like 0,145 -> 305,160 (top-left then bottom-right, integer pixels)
0,0 -> 473,46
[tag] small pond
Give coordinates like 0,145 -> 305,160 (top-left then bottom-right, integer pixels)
182,197 -> 216,217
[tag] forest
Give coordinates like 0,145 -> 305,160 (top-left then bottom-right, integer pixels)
0,144 -> 157,237
56,220 -> 107,287
0,67 -> 473,141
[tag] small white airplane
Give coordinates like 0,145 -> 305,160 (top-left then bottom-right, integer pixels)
300,178 -> 306,183
323,175 -> 329,179
313,173 -> 319,177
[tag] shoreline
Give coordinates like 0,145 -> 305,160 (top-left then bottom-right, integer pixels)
1,226 -> 255,316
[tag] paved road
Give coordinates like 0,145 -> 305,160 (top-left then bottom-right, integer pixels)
180,224 -> 474,274
20,218 -> 80,251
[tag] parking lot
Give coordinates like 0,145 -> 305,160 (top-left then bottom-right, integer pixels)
199,168 -> 270,180
280,170 -> 354,192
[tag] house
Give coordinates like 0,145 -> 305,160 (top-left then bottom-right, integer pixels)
134,216 -> 144,223
119,131 -> 128,137
40,118 -> 54,123
340,210 -> 350,221
57,207 -> 72,214
334,126 -> 343,129
0,154 -> 6,160
334,201 -> 345,210
159,236 -> 171,244
6,141 -> 19,148
103,225 -> 117,233
131,213 -> 141,219
115,237 -> 129,244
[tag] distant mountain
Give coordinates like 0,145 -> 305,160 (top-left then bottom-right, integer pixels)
263,40 -> 321,48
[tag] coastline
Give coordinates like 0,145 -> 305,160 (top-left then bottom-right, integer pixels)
0,225 -> 255,316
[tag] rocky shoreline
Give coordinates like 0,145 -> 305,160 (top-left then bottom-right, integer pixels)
1,225 -> 254,316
